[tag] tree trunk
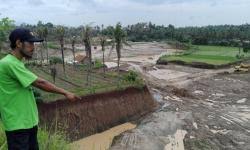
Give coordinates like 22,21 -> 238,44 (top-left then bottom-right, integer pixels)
72,44 -> 76,69
61,44 -> 65,74
45,39 -> 49,65
85,46 -> 92,86
40,47 -> 44,66
102,49 -> 105,74
117,57 -> 120,73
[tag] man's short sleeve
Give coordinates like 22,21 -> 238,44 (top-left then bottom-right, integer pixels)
8,63 -> 38,88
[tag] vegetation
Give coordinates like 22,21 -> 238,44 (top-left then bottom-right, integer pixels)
112,23 -> 130,73
29,64 -> 144,101
98,25 -> 108,74
47,42 -> 60,49
56,26 -> 66,74
11,20 -> 250,48
159,45 -> 250,65
0,122 -> 69,150
71,36 -> 77,68
0,18 -> 14,51
82,25 -> 93,85
49,56 -> 63,64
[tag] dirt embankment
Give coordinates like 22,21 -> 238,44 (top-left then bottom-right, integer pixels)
157,59 -> 244,69
38,86 -> 157,141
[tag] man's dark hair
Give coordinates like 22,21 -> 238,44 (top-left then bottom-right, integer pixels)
10,40 -> 17,50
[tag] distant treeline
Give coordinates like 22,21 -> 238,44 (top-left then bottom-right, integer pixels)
17,21 -> 250,47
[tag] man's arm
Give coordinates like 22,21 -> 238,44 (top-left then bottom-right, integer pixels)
32,78 -> 81,101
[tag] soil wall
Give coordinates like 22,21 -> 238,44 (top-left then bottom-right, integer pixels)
38,86 -> 156,141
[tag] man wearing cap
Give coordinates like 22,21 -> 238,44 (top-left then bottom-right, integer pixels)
0,28 -> 81,150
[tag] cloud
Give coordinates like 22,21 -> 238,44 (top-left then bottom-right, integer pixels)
0,0 -> 249,27
27,0 -> 44,6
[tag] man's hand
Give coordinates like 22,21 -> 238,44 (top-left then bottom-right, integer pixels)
33,78 -> 81,102
64,92 -> 81,102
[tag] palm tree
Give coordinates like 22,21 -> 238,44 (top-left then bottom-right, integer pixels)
43,27 -> 49,64
82,25 -> 93,85
56,26 -> 66,74
71,36 -> 76,69
99,35 -> 107,74
98,25 -> 108,74
36,27 -> 44,65
112,23 -> 129,73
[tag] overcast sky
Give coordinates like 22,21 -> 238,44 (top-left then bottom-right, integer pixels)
0,0 -> 249,27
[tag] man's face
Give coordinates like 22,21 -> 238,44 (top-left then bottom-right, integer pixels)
20,41 -> 35,59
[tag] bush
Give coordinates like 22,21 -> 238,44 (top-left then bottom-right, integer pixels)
123,71 -> 138,83
192,37 -> 208,45
49,57 -> 63,64
166,40 -> 191,50
236,54 -> 244,59
94,59 -> 104,69
47,42 -> 60,49
243,42 -> 250,53
38,128 -> 70,150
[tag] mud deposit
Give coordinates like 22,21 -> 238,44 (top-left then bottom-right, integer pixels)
71,123 -> 136,150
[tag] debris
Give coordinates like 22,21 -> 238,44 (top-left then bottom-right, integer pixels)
237,98 -> 247,104
234,63 -> 250,72
193,90 -> 204,95
212,93 -> 225,97
172,88 -> 193,98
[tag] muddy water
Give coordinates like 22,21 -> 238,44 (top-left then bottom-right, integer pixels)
71,123 -> 136,150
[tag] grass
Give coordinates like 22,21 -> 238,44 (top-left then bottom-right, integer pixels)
27,63 -> 144,102
159,45 -> 250,65
47,42 -> 60,49
0,121 -> 70,150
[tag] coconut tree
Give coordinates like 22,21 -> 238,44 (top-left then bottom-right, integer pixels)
98,25 -> 108,74
112,23 -> 129,73
43,27 -> 49,64
82,25 -> 93,85
71,36 -> 77,69
99,35 -> 107,74
56,26 -> 66,74
36,27 -> 44,65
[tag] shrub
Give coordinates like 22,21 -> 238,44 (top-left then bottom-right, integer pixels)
236,54 -> 244,59
94,59 -> 104,69
123,71 -> 138,83
49,57 -> 63,64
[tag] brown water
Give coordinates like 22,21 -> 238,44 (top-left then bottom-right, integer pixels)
71,123 -> 136,150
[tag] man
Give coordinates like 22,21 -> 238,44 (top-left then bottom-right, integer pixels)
0,28 -> 81,150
